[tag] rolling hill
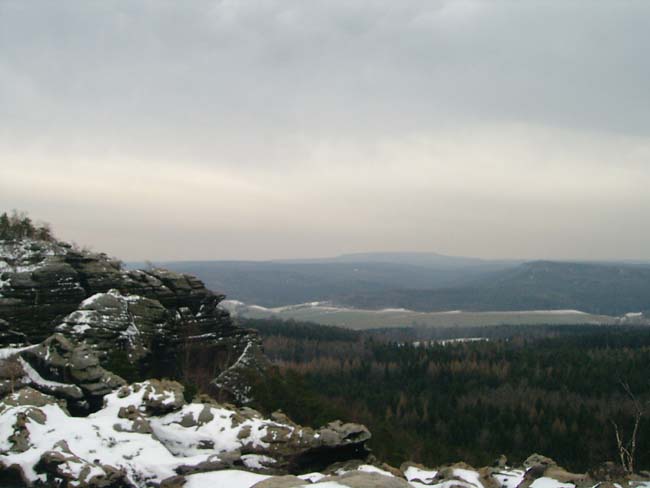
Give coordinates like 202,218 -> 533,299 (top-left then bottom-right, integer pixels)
145,254 -> 650,317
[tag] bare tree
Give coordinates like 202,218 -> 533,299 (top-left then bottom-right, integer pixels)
610,381 -> 648,474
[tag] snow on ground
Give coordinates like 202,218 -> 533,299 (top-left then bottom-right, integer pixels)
0,402 -> 188,485
0,345 -> 36,360
333,463 -> 396,478
299,472 -> 328,482
453,467 -> 484,487
529,477 -> 575,488
184,470 -> 270,488
357,464 -> 395,477
493,469 -> 525,488
148,400 -> 285,456
18,357 -> 81,392
241,454 -> 276,470
404,465 -> 438,484
0,382 -> 289,486
0,239 -> 63,273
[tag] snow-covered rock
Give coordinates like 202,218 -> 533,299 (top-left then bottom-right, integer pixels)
19,333 -> 126,413
0,234 -> 269,405
0,379 -> 373,487
56,290 -> 170,363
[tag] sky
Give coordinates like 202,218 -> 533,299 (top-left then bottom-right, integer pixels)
1,0 -> 650,261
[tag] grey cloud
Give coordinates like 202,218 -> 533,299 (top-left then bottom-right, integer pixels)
0,1 -> 649,259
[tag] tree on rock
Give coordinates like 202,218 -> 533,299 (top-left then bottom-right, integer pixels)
0,210 -> 54,241
611,381 -> 649,474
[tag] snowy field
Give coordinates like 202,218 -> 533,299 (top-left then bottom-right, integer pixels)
222,300 -> 621,330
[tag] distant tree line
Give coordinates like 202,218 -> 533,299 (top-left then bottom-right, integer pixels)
0,210 -> 54,241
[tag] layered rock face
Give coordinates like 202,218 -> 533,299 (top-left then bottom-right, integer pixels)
0,238 -> 228,342
0,237 -> 268,404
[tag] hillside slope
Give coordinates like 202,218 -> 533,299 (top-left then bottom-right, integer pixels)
341,261 -> 650,316
153,254 -> 517,307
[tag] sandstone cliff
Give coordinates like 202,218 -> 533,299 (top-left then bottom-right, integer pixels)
0,237 -> 267,404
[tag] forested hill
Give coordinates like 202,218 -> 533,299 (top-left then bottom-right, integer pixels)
152,255 -> 515,307
152,257 -> 650,316
247,318 -> 650,471
341,261 -> 650,316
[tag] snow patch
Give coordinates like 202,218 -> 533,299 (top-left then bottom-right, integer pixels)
493,469 -> 525,488
18,357 -> 74,390
184,470 -> 270,488
0,345 -> 36,360
241,454 -> 276,469
529,477 -> 575,488
404,466 -> 438,483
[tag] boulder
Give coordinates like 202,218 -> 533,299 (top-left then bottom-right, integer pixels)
251,475 -> 306,487
252,471 -> 411,488
115,405 -> 153,434
523,454 -> 558,469
159,475 -> 187,488
400,461 -> 438,485
212,335 -> 270,405
332,471 -> 411,487
543,466 -> 586,484
588,462 -> 628,482
19,334 -> 125,412
115,379 -> 186,415
57,290 -> 170,363
35,440 -> 129,488
2,387 -> 65,411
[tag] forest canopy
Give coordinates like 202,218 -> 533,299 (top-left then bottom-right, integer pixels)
245,318 -> 650,472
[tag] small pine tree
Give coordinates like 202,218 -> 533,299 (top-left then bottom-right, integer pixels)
0,210 -> 55,242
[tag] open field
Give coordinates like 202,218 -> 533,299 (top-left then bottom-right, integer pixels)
221,300 -> 638,330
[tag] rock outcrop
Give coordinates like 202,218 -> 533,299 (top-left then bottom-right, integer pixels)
0,237 -> 268,404
0,334 -> 125,414
1,367 -> 648,488
56,290 -> 170,363
0,239 -> 224,342
0,379 -> 372,487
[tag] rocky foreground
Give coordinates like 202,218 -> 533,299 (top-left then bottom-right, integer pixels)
2,366 -> 649,488
2,232 -> 650,487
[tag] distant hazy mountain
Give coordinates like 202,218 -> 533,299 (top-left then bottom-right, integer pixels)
340,260 -> 650,316
146,254 -> 650,316
276,251 -> 517,269
149,252 -> 518,307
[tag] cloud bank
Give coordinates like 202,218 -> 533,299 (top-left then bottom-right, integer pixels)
1,0 -> 649,260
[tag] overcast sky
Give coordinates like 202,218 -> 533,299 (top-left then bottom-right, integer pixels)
1,1 -> 649,261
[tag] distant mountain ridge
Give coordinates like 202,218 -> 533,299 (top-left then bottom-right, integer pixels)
149,253 -> 650,317
274,251 -> 519,269
146,252 -> 519,308
340,260 -> 650,316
